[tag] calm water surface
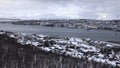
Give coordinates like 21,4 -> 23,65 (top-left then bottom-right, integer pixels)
0,23 -> 120,41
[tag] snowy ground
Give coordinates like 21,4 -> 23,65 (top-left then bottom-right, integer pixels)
0,30 -> 120,67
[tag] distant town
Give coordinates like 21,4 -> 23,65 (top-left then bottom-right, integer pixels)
0,19 -> 120,32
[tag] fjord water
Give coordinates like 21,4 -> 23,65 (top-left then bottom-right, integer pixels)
0,23 -> 120,41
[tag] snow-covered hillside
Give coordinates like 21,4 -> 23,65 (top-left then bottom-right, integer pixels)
0,30 -> 120,67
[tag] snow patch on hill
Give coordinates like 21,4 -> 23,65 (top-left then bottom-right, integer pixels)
1,31 -> 120,67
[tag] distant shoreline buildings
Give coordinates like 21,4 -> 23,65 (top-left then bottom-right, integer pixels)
0,19 -> 120,32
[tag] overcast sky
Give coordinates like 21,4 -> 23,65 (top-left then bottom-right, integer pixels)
0,0 -> 120,20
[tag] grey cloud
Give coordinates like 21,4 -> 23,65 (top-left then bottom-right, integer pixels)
0,0 -> 120,19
